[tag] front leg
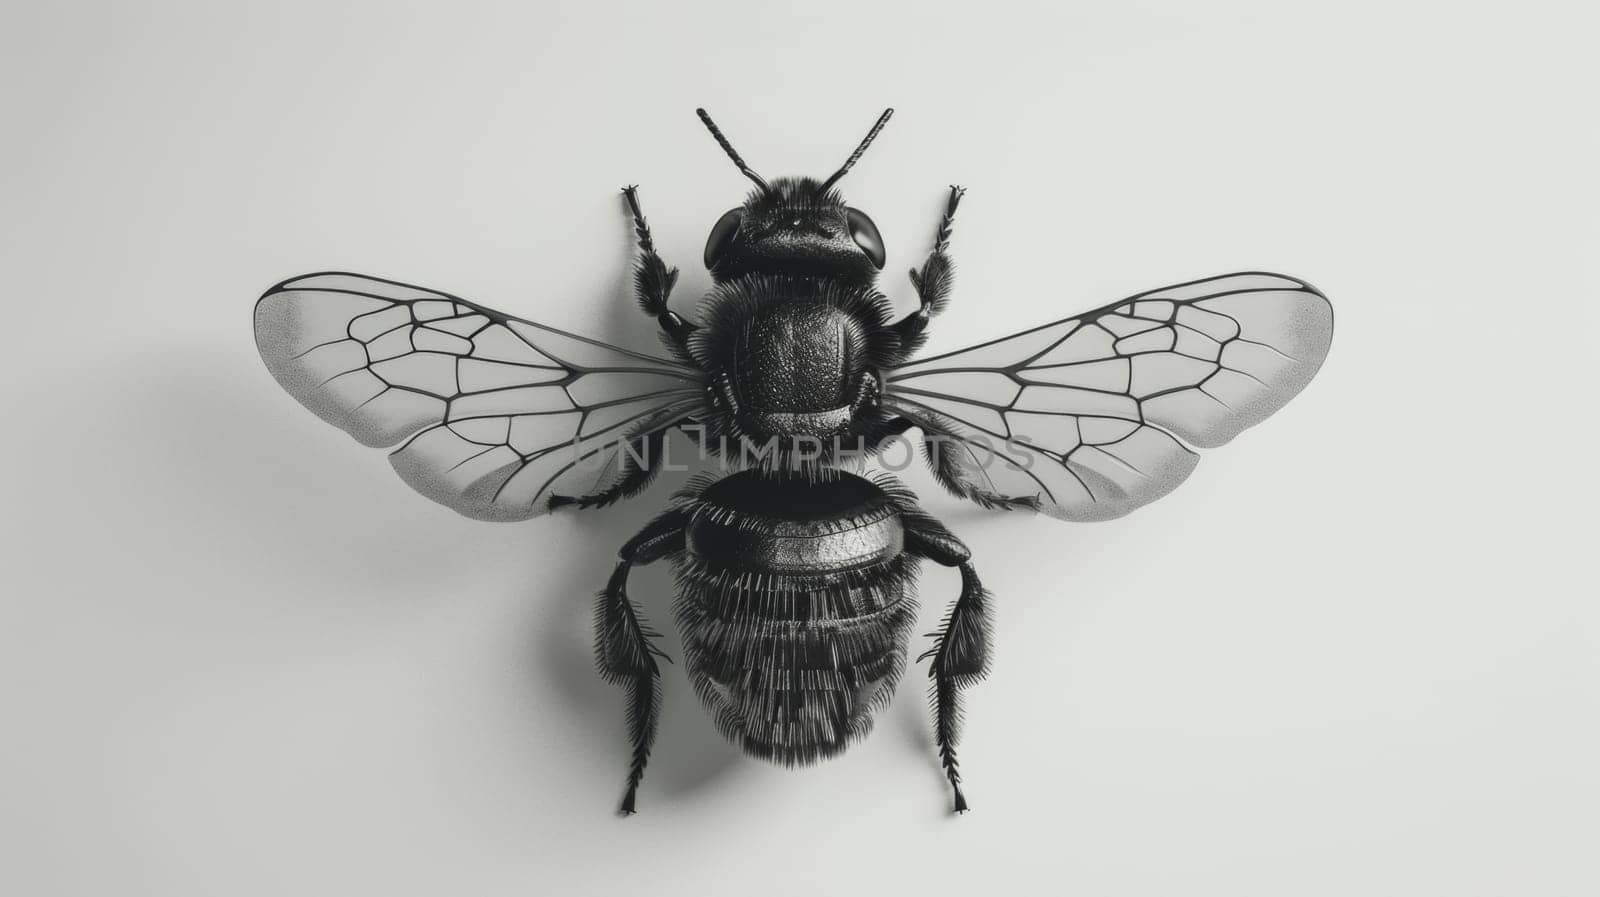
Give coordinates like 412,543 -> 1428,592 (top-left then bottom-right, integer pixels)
622,186 -> 695,354
891,185 -> 966,361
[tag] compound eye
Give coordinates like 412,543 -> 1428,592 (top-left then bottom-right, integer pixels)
846,207 -> 885,269
704,208 -> 743,269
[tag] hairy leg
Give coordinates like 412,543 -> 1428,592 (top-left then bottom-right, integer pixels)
901,504 -> 993,813
622,186 -> 695,354
548,427 -> 672,511
593,507 -> 687,814
910,412 -> 1042,512
891,185 -> 966,360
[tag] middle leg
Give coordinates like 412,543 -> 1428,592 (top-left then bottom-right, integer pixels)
548,426 -> 675,511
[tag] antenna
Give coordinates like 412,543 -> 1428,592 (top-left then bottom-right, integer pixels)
816,108 -> 894,194
695,108 -> 772,194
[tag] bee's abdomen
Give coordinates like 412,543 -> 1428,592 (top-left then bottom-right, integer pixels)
674,556 -> 918,766
674,472 -> 919,765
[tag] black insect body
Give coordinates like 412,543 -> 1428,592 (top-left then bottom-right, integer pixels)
611,470 -> 981,811
254,108 -> 1334,814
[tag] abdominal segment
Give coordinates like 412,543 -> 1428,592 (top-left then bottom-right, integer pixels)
673,554 -> 920,765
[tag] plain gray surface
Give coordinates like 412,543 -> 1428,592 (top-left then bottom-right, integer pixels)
4,1 -> 1597,895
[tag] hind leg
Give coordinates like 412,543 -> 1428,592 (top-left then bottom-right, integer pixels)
903,507 -> 992,813
594,507 -> 687,814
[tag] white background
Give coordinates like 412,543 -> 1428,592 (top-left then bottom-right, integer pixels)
4,1 -> 1597,895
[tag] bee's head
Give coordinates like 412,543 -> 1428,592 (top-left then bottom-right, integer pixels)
697,108 -> 891,285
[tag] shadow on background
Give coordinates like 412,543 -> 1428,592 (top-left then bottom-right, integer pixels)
517,196 -> 744,802
524,454 -> 745,805
89,198 -> 748,811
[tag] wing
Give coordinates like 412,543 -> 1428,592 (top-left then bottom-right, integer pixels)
254,272 -> 705,521
885,272 -> 1333,522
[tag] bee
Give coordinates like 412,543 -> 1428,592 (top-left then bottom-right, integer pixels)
254,108 -> 1334,814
